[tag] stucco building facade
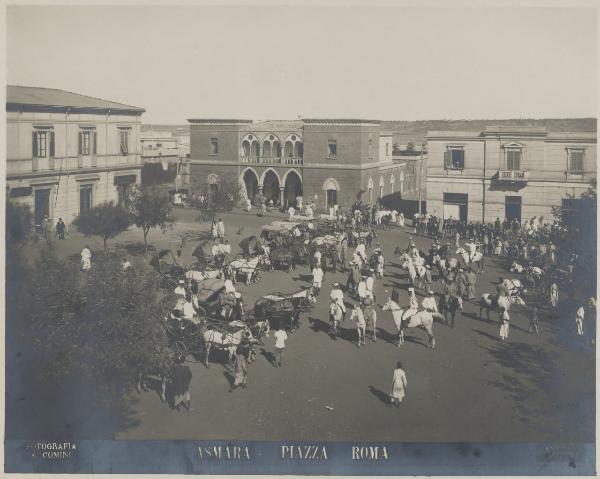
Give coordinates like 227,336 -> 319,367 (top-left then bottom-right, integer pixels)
187,118 -> 410,211
6,86 -> 144,228
426,127 -> 596,223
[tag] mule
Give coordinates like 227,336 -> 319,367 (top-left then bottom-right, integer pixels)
382,298 -> 436,349
202,326 -> 252,367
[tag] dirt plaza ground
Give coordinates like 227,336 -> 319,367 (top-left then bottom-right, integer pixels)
45,207 -> 595,443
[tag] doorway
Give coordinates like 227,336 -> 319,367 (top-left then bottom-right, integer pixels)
326,189 -> 337,209
505,196 -> 522,222
34,188 -> 50,228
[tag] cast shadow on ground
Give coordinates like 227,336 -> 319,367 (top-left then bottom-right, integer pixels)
369,386 -> 392,406
259,348 -> 276,366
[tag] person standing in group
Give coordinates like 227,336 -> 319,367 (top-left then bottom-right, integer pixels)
576,305 -> 585,336
465,268 -> 477,301
529,306 -> 540,335
211,220 -> 218,240
454,231 -> 460,249
366,269 -> 375,302
312,263 -> 324,296
55,217 -> 66,240
230,343 -> 248,392
423,265 -> 433,291
357,275 -> 368,303
390,361 -> 407,407
217,218 -> 225,239
549,282 -> 559,308
499,308 -> 510,341
170,355 -> 192,411
350,303 -> 366,347
80,245 -> 92,272
273,328 -> 288,367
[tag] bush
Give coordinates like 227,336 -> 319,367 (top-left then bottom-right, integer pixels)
6,202 -> 33,244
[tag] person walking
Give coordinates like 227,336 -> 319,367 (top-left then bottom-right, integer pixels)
465,268 -> 477,301
273,328 -> 288,367
390,361 -> 407,407
350,303 -> 366,347
499,308 -> 510,341
55,218 -> 65,240
549,282 -> 559,308
529,306 -> 540,335
312,263 -> 324,296
170,356 -> 192,411
576,305 -> 585,336
80,245 -> 92,272
230,344 -> 248,392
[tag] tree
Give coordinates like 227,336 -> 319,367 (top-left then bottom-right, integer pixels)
406,141 -> 415,152
6,248 -> 170,437
73,201 -> 131,249
198,179 -> 240,222
6,201 -> 33,244
129,186 -> 174,253
238,177 -> 249,207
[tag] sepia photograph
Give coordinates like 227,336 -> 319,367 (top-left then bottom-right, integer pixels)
2,1 -> 597,475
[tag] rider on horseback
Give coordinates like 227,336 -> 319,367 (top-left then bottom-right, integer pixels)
401,287 -> 419,327
329,282 -> 346,316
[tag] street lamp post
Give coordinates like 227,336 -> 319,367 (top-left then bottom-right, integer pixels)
418,143 -> 425,215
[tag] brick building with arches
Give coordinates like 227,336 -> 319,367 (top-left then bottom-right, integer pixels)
188,118 -> 414,211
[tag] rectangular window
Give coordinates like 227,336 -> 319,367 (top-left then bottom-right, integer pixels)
80,184 -> 93,212
33,131 -> 47,158
444,147 -> 464,169
210,138 -> 218,155
328,140 -> 337,158
506,149 -> 522,171
568,149 -> 584,174
120,129 -> 130,155
78,131 -> 91,156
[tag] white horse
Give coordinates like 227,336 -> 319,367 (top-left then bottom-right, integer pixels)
401,257 -> 418,286
202,326 -> 252,367
510,261 -> 524,273
479,293 -> 526,322
228,257 -> 261,285
382,298 -> 436,349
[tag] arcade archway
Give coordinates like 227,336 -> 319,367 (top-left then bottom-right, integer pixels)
262,170 -> 280,206
242,169 -> 259,202
284,170 -> 302,208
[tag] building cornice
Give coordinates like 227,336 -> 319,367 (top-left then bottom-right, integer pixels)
6,103 -> 144,116
188,119 -> 253,125
189,159 -> 400,171
7,164 -> 141,181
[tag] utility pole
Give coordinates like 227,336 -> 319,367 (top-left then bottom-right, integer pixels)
418,143 -> 425,214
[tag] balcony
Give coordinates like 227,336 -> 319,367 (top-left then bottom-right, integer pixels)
240,156 -> 303,166
497,170 -> 527,182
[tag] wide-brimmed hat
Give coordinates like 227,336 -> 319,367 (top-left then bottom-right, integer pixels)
235,292 -> 242,299
332,282 -> 340,287
428,290 -> 434,294
408,287 -> 414,292
178,280 -> 185,284
426,265 -> 431,269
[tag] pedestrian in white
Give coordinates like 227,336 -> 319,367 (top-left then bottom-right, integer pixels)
549,283 -> 559,308
350,303 -> 366,346
174,279 -> 187,299
312,264 -> 324,295
211,241 -> 220,259
224,278 -> 237,295
313,248 -> 322,269
329,283 -> 346,314
355,241 -> 367,263
273,328 -> 288,367
499,308 -> 510,341
245,198 -> 252,212
576,306 -> 585,336
390,361 -> 407,407
121,256 -> 132,272
398,212 -> 405,228
357,275 -> 368,303
288,206 -> 295,221
375,252 -> 385,278
211,220 -> 218,240
366,269 -> 375,300
80,245 -> 92,271
217,218 -> 225,239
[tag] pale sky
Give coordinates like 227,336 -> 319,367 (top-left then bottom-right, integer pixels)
6,5 -> 598,123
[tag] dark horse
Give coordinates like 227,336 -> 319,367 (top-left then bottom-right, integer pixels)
438,295 -> 462,328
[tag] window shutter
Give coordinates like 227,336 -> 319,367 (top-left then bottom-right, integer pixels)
93,130 -> 97,155
444,150 -> 451,169
32,132 -> 38,158
49,131 -> 55,157
78,132 -> 83,155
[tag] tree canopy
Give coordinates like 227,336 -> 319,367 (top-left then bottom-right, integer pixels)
129,186 -> 174,253
73,201 -> 131,248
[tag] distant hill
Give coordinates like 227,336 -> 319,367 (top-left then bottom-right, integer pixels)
143,118 -> 596,144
